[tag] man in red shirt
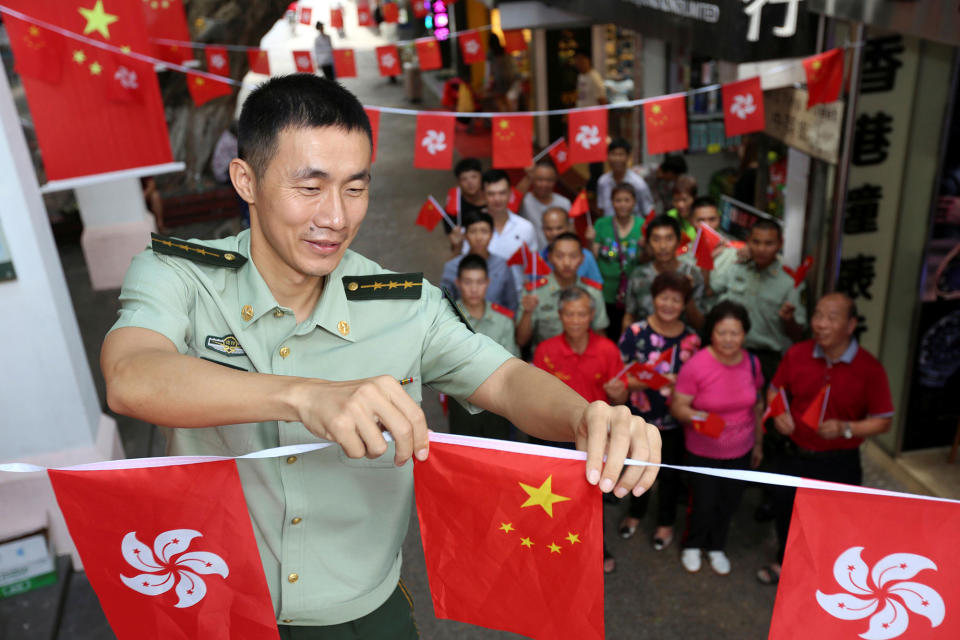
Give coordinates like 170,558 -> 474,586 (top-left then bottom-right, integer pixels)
758,292 -> 894,584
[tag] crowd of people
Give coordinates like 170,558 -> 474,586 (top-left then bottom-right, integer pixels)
436,139 -> 895,580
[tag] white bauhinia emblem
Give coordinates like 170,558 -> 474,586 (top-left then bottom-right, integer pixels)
464,39 -> 480,56
556,150 -> 567,163
114,66 -> 139,90
575,125 -> 601,150
421,129 -> 447,155
120,530 -> 228,608
730,93 -> 757,120
816,547 -> 944,640
380,53 -> 396,70
296,55 -> 310,69
210,53 -> 226,69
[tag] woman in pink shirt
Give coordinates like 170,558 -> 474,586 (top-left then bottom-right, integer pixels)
671,301 -> 764,576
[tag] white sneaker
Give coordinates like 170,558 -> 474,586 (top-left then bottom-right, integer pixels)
681,548 -> 702,573
708,551 -> 731,575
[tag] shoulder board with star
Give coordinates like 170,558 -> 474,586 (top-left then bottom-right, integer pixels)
151,233 -> 246,268
580,277 -> 603,290
343,273 -> 423,300
524,277 -> 549,292
490,303 -> 515,319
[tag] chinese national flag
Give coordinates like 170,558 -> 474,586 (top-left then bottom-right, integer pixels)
357,5 -> 373,26
3,1 -> 173,181
492,115 -> 533,168
783,256 -> 813,288
503,30 -> 528,54
140,0 -> 192,65
292,50 -> 313,73
330,8 -> 344,29
415,39 -> 443,71
247,49 -> 270,75
416,196 -> 447,231
508,186 -> 522,213
382,3 -> 399,23
761,388 -> 790,423
692,223 -> 723,271
568,190 -> 590,218
414,440 -> 604,640
204,46 -> 230,77
187,74 -> 233,107
48,460 -> 279,640
722,76 -> 765,137
568,109 -> 608,164
507,244 -> 535,267
459,31 -> 485,65
414,113 -> 454,170
800,385 -> 829,430
445,186 -> 461,217
376,45 -> 401,76
298,6 -> 312,25
691,413 -> 726,438
411,0 -> 429,19
547,138 -> 572,174
770,488 -> 959,640
332,49 -> 357,78
803,48 -> 844,108
364,107 -> 380,163
644,96 -> 688,155
525,252 -> 552,277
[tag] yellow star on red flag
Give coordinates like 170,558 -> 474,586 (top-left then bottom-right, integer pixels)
78,1 -> 119,39
519,475 -> 570,518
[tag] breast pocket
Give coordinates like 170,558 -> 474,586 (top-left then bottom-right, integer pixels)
337,445 -> 400,468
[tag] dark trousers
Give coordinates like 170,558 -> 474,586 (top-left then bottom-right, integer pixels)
277,582 -> 418,639
321,64 -> 335,80
682,451 -> 751,552
448,400 -> 511,440
772,446 -> 861,563
627,427 -> 685,527
605,303 -> 625,342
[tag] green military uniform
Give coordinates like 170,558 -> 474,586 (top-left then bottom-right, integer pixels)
110,230 -> 513,628
624,260 -> 705,320
520,274 -> 609,348
463,301 -> 520,357
680,245 -> 738,312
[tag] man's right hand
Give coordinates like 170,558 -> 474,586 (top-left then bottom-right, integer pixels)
448,226 -> 464,254
772,412 -> 796,436
521,293 -> 539,313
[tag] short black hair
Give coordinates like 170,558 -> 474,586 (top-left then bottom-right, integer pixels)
703,300 -> 752,340
692,195 -> 718,211
549,231 -> 582,254
458,253 -> 488,277
533,156 -> 558,172
611,182 -> 637,201
573,48 -> 590,59
482,168 -> 510,187
650,271 -> 693,303
238,74 -> 371,179
463,211 -> 493,230
660,154 -> 687,175
608,137 -> 631,154
455,157 -> 483,177
750,218 -> 783,240
644,215 -> 682,242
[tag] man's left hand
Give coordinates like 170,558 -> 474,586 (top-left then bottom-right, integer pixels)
778,302 -> 796,323
574,402 -> 661,499
818,419 -> 845,440
602,378 -> 628,405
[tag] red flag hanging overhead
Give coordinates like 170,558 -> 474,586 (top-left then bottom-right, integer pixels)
800,385 -> 830,430
783,256 -> 813,288
414,113 -> 454,170
492,115 -> 533,168
364,107 -> 380,163
299,6 -> 312,25
547,138 -> 572,174
48,460 -> 280,640
692,223 -> 724,271
459,31 -> 485,65
415,196 -> 448,231
140,0 -> 192,65
292,50 -> 313,73
415,39 -> 443,71
770,488 -> 959,640
357,5 -> 373,26
568,109 -> 608,164
722,76 -> 765,137
3,1 -> 173,181
247,49 -> 270,75
204,46 -> 230,77
411,0 -> 429,19
376,45 -> 401,77
187,73 -> 233,107
503,30 -> 528,54
568,190 -> 590,218
803,48 -> 844,108
332,49 -> 357,78
382,3 -> 399,23
414,440 -> 604,640
644,95 -> 688,155
329,8 -> 344,29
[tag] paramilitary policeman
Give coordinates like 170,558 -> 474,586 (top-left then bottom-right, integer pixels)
101,75 -> 661,639
516,232 -> 608,350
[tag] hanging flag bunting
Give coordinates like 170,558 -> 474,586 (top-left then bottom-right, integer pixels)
187,73 -> 232,106
770,488 -> 958,640
803,48 -> 844,108
508,186 -> 522,214
415,196 -> 452,231
644,95 -> 688,155
357,4 -> 373,27
546,138 -> 572,174
800,385 -> 830,430
330,8 -> 344,29
459,31 -> 485,65
247,48 -> 270,75
140,0 -> 192,65
376,44 -> 401,77
691,413 -> 726,438
298,6 -> 312,25
382,3 -> 399,24
364,107 -> 380,163
332,49 -> 357,78
722,76 -> 765,137
204,45 -> 230,77
761,388 -> 790,423
568,109 -> 608,164
292,50 -> 313,73
415,38 -> 443,71
568,190 -> 590,218
783,256 -> 813,288
48,460 -> 280,640
411,0 -> 429,19
692,222 -> 724,271
503,30 -> 527,54
3,1 -> 173,181
415,440 -> 604,639
492,115 -> 533,169
414,113 -> 454,170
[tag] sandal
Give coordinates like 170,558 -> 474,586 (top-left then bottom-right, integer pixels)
756,564 -> 781,585
603,549 -> 616,574
618,517 -> 640,539
651,526 -> 674,551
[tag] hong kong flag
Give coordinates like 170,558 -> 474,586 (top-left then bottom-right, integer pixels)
621,362 -> 671,390
330,8 -> 344,29
803,48 -> 844,108
415,39 -> 443,71
644,96 -> 688,155
332,49 -> 357,78
415,438 -> 604,639
568,109 -> 608,164
382,3 -> 399,23
503,30 -> 528,54
692,222 -> 723,270
546,138 -> 573,174
247,49 -> 270,75
298,6 -> 312,25
411,0 -> 429,19
292,50 -> 313,73
187,74 -> 233,107
492,115 -> 533,168
48,460 -> 279,640
508,186 -> 523,214
140,0 -> 192,65
459,31 -> 485,65
365,107 -> 380,163
769,488 -> 959,640
376,45 -> 401,77
357,5 -> 373,27
204,46 -> 230,77
445,186 -> 461,217
414,113 -> 454,170
722,77 -> 765,137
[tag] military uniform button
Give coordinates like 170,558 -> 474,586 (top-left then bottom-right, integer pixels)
224,253 -> 236,262
291,517 -> 302,525
273,309 -> 284,318
347,281 -> 359,291
241,305 -> 254,321
286,456 -> 297,464
281,619 -> 293,623
288,573 -> 299,583
279,346 -> 291,358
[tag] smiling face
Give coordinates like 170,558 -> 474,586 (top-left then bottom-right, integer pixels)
607,148 -> 629,173
711,316 -> 746,359
652,289 -> 685,324
531,165 -> 557,199
612,190 -> 636,219
484,178 -> 511,217
243,125 -> 371,280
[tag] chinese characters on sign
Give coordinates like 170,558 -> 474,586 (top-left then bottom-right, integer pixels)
763,87 -> 842,163
742,0 -> 803,42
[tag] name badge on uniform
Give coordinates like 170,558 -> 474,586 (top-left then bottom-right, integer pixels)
541,305 -> 555,312
205,334 -> 246,356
